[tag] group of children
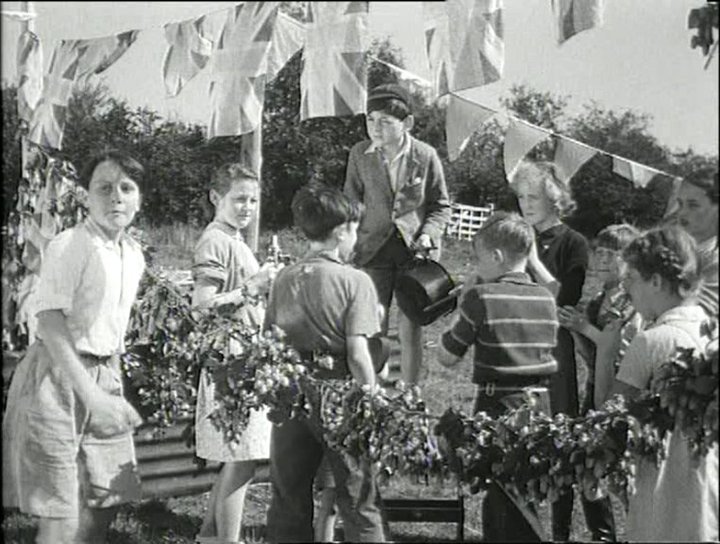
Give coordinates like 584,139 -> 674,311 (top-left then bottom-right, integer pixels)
2,82 -> 718,544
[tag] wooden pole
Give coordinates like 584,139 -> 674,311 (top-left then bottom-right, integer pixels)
19,1 -> 35,173
241,124 -> 262,253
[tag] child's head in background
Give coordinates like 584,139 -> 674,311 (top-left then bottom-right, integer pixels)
591,223 -> 641,287
209,163 -> 259,230
621,225 -> 700,321
291,182 -> 364,262
471,211 -> 535,282
509,161 -> 576,229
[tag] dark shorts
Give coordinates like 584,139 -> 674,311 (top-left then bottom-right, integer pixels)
362,230 -> 415,333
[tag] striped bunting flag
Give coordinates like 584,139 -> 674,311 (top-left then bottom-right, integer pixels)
27,31 -> 139,149
208,2 -> 279,138
551,0 -> 604,45
300,2 -> 369,120
16,31 -> 43,123
162,15 -> 213,97
423,0 -> 504,98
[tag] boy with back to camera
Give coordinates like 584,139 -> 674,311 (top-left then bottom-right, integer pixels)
437,212 -> 559,542
344,83 -> 451,385
265,182 -> 388,543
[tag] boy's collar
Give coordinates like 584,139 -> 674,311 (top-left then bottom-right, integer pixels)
304,248 -> 344,264
496,270 -> 533,284
364,132 -> 412,156
477,270 -> 532,285
210,219 -> 244,240
85,217 -> 125,247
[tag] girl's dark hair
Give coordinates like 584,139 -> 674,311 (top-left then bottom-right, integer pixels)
291,182 -> 363,241
683,167 -> 719,205
622,225 -> 700,297
79,149 -> 145,192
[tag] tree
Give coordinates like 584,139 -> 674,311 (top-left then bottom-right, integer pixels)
2,85 -> 22,226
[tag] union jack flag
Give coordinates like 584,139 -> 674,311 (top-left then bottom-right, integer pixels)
552,0 -> 604,45
162,15 -> 213,97
300,2 -> 369,120
27,31 -> 138,149
16,31 -> 43,124
27,41 -> 82,149
423,0 -> 504,98
208,2 -> 279,138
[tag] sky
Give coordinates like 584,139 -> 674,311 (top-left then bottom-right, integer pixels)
1,1 -> 718,156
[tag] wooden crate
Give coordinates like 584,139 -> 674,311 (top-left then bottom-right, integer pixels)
383,496 -> 465,541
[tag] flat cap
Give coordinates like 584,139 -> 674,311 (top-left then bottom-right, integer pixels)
367,83 -> 411,109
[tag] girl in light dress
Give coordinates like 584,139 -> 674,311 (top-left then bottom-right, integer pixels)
609,225 -> 718,542
192,163 -> 281,544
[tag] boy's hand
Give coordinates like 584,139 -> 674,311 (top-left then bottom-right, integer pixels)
416,234 -> 433,250
247,262 -> 283,295
86,392 -> 143,438
557,305 -> 590,335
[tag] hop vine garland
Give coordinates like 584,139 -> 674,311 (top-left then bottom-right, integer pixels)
121,268 -> 718,507
3,146 -> 717,507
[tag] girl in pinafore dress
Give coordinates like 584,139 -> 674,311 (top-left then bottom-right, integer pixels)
2,150 -> 146,544
609,226 -> 718,542
193,163 -> 281,543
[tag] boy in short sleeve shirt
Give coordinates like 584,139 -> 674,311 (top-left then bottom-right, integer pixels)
437,212 -> 558,542
265,183 -> 387,543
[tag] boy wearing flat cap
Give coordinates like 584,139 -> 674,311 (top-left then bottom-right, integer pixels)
344,83 -> 451,385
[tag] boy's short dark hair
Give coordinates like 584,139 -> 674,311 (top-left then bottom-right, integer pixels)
594,223 -> 641,252
367,83 -> 412,120
291,182 -> 363,241
79,149 -> 145,192
473,211 -> 534,265
210,163 -> 259,196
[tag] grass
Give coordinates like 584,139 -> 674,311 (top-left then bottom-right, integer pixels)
2,226 -> 628,542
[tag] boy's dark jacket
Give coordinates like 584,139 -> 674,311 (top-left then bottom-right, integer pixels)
344,135 -> 451,265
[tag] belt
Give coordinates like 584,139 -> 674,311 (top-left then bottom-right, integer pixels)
476,382 -> 548,397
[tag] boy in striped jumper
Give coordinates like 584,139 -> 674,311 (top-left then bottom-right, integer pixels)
438,211 -> 558,542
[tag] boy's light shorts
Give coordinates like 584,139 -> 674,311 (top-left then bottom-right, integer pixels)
2,342 -> 141,518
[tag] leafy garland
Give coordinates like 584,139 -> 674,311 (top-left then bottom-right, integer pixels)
3,147 -> 717,507
121,268 -> 718,507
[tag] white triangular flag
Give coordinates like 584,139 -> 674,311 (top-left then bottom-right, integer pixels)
446,94 -> 496,161
503,118 -> 551,178
553,136 -> 597,185
612,156 -> 658,188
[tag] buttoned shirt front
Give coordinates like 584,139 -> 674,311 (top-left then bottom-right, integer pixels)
33,218 -> 146,356
364,132 -> 412,194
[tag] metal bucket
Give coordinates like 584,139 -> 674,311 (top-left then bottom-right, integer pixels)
395,258 -> 460,326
